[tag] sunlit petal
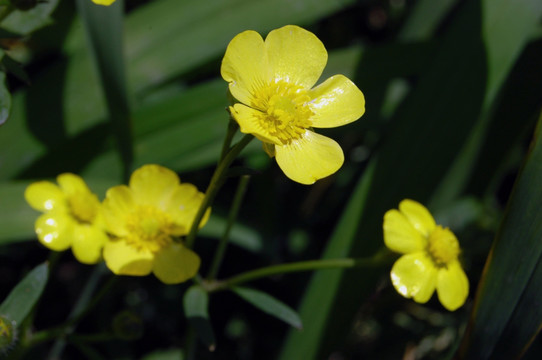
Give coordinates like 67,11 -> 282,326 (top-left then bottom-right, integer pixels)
166,184 -> 208,235
436,260 -> 469,311
153,243 -> 201,284
399,199 -> 436,237
391,253 -> 437,303
309,75 -> 365,128
130,164 -> 179,207
383,209 -> 426,254
35,212 -> 73,251
71,224 -> 108,264
102,185 -> 134,237
265,25 -> 327,88
25,181 -> 66,212
103,240 -> 154,276
57,173 -> 92,197
221,30 -> 268,106
229,104 -> 281,145
275,130 -> 343,185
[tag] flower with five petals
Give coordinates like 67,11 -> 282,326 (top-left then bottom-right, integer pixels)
24,173 -> 108,264
101,164 -> 207,284
383,199 -> 469,311
221,25 -> 365,184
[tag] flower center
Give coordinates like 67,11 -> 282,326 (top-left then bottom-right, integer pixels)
68,192 -> 99,224
251,80 -> 313,144
124,206 -> 173,253
427,225 -> 460,266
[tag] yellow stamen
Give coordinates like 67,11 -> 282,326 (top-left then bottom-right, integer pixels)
251,80 -> 313,143
124,206 -> 173,253
427,225 -> 460,266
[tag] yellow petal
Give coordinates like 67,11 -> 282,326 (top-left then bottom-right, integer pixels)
103,240 -> 153,276
390,253 -> 437,303
152,243 -> 201,284
25,181 -> 66,212
229,104 -> 281,145
57,173 -> 91,197
275,130 -> 343,185
130,164 -> 179,207
35,212 -> 73,251
91,0 -> 116,5
265,25 -> 327,89
102,185 -> 134,236
166,184 -> 208,235
399,199 -> 436,237
309,75 -> 365,128
436,260 -> 469,311
221,30 -> 267,106
383,209 -> 426,254
71,224 -> 108,264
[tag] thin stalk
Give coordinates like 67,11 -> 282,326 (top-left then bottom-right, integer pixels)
205,250 -> 393,292
206,175 -> 250,280
42,265 -> 116,358
220,118 -> 239,162
185,134 -> 253,249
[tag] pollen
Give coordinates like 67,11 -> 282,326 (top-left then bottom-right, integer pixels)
251,80 -> 313,144
427,225 -> 460,266
124,205 -> 173,253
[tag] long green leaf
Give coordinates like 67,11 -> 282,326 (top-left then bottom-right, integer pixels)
183,286 -> 215,351
458,115 -> 542,359
76,0 -> 132,180
0,262 -> 48,325
232,286 -> 302,330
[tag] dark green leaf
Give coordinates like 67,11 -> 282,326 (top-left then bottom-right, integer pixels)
0,71 -> 10,125
141,349 -> 184,360
1,0 -> 59,35
183,286 -> 215,351
0,262 -> 48,325
232,287 -> 302,330
458,115 -> 542,359
76,0 -> 132,180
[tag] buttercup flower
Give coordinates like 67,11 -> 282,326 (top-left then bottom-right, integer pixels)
101,164 -> 207,284
24,173 -> 108,264
221,25 -> 365,184
92,0 -> 116,5
383,199 -> 469,311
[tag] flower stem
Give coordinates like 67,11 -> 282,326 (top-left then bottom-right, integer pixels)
206,175 -> 250,280
220,118 -> 239,161
185,134 -> 253,249
204,249 -> 393,292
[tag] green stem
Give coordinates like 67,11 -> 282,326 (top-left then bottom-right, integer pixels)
206,175 -> 250,280
205,250 -> 393,292
34,266 -> 116,357
220,118 -> 239,162
185,134 -> 253,249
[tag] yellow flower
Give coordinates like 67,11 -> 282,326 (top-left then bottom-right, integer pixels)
221,25 -> 365,184
101,164 -> 207,284
24,174 -> 108,264
91,0 -> 116,5
383,199 -> 469,311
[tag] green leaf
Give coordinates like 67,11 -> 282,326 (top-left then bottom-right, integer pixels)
183,286 -> 215,351
141,349 -> 184,360
199,214 -> 263,253
76,0 -> 132,180
1,0 -> 60,35
0,71 -> 10,125
0,262 -> 48,325
232,287 -> 302,330
458,115 -> 542,359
